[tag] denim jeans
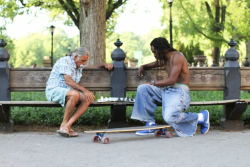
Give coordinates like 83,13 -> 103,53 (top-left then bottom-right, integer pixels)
131,84 -> 198,137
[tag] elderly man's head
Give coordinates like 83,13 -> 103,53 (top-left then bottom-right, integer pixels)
72,47 -> 89,69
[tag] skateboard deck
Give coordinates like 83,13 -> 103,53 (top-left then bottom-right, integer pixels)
84,125 -> 172,144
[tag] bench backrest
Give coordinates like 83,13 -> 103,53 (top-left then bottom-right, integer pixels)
9,67 -> 250,92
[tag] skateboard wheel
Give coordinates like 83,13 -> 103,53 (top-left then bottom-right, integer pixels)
92,136 -> 99,142
101,137 -> 109,144
165,132 -> 173,138
154,130 -> 161,137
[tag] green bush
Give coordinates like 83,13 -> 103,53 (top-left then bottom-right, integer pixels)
176,42 -> 204,66
10,91 -> 250,126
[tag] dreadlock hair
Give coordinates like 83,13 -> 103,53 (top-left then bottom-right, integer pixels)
150,37 -> 177,66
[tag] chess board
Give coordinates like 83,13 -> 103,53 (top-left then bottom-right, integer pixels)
97,96 -> 135,102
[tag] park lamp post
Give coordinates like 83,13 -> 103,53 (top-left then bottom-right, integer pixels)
167,0 -> 173,47
68,45 -> 71,52
49,25 -> 55,67
66,44 -> 71,56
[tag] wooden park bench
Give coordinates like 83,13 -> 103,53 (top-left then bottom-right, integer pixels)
1,38 -> 250,133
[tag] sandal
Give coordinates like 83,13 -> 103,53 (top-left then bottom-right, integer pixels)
69,129 -> 79,137
57,127 -> 70,138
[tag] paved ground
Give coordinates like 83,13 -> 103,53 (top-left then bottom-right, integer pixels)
0,128 -> 250,167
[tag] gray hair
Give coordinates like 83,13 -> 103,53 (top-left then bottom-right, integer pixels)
72,46 -> 89,57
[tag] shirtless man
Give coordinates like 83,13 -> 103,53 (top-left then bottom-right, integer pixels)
131,37 -> 209,137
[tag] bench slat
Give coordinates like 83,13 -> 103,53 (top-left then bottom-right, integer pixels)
9,67 -> 228,92
0,101 -> 128,107
0,99 -> 244,107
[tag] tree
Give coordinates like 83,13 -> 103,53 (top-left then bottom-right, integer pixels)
160,0 -> 250,66
0,0 -> 128,65
80,0 -> 106,65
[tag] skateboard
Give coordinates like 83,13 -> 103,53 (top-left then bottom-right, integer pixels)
84,125 -> 172,144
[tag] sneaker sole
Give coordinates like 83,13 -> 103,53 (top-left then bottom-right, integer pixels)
202,110 -> 210,134
135,132 -> 155,136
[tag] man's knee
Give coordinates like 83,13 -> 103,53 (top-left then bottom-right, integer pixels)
163,107 -> 180,124
79,94 -> 92,106
138,84 -> 150,93
68,90 -> 80,102
85,101 -> 92,106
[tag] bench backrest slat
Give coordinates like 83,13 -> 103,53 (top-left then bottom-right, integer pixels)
10,68 -> 111,92
10,67 -> 250,92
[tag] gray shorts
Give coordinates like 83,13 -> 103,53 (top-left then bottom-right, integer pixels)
45,87 -> 70,107
46,87 -> 83,107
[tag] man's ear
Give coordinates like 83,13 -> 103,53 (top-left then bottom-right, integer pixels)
73,54 -> 78,60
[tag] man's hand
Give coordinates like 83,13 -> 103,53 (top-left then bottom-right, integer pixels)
82,90 -> 95,102
142,82 -> 151,85
138,66 -> 144,78
104,63 -> 113,71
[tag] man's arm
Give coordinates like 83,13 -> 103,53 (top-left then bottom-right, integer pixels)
87,63 -> 113,70
64,75 -> 95,101
138,61 -> 162,78
147,53 -> 183,86
141,61 -> 161,69
64,75 -> 87,92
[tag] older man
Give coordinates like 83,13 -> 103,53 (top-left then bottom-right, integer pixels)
46,46 -> 113,137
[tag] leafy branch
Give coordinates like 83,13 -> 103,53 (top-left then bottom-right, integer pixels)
179,0 -> 227,43
106,0 -> 128,20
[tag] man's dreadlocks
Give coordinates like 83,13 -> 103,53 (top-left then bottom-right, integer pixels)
150,37 -> 177,66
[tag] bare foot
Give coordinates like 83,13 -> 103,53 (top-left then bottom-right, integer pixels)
57,127 -> 70,137
69,128 -> 79,137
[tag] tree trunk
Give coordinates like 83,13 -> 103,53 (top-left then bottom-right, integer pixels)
80,0 -> 106,65
211,1 -> 225,66
246,40 -> 250,59
212,46 -> 220,66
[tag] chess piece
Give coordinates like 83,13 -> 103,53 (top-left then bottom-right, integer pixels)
126,97 -> 130,101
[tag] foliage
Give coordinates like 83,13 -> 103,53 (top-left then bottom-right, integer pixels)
105,29 -> 162,64
159,0 -> 250,65
2,0 -> 250,67
0,21 -> 15,59
11,91 -> 250,126
176,42 -> 204,65
106,1 -> 128,37
0,33 -> 15,62
1,1 -> 129,66
239,91 -> 250,124
8,29 -> 78,67
114,31 -> 140,59
4,27 -> 161,67
0,0 -> 128,35
225,0 -> 250,42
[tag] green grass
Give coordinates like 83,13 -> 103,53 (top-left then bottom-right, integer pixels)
10,91 -> 250,126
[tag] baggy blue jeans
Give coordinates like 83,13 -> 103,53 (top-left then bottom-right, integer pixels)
131,84 -> 198,137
